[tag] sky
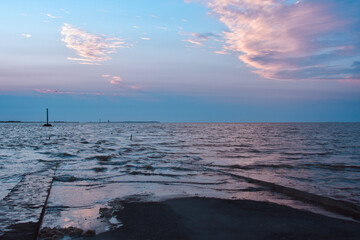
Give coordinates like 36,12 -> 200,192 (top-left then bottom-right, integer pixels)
0,0 -> 359,122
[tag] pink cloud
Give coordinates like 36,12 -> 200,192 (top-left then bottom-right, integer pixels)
110,76 -> 122,85
183,38 -> 203,46
214,50 -> 229,55
100,75 -> 142,90
181,32 -> 219,47
34,89 -> 107,96
102,74 -> 123,85
192,0 -> 360,81
34,89 -> 73,94
61,23 -> 125,65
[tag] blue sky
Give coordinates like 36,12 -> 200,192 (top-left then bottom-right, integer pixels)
0,0 -> 359,122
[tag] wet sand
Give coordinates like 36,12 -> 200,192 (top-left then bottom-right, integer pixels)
2,197 -> 360,239
82,197 -> 360,240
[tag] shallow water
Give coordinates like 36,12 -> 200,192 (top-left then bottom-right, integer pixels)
0,122 -> 359,234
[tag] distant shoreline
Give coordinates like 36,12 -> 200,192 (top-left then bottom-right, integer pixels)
1,121 -> 359,124
0,121 -> 160,123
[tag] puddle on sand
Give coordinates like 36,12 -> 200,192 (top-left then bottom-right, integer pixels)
40,204 -> 117,236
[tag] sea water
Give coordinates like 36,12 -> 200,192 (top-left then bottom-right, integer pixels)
0,123 -> 359,234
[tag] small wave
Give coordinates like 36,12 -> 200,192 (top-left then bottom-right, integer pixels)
282,151 -> 303,156
220,155 -> 252,159
227,164 -> 296,170
148,154 -> 166,159
302,163 -> 360,172
131,147 -> 150,152
226,163 -> 360,172
56,152 -> 76,158
38,159 -> 55,163
128,171 -> 180,177
248,149 -> 262,153
54,175 -> 78,182
54,175 -> 104,183
93,167 -> 107,173
283,156 -> 303,160
124,164 -> 156,171
171,167 -> 193,172
337,187 -> 359,191
40,151 -> 53,155
144,165 -> 154,171
233,144 -> 252,148
119,148 -> 132,155
283,151 -> 332,156
43,142 -> 57,146
88,155 -> 115,161
95,140 -> 107,145
97,160 -> 129,166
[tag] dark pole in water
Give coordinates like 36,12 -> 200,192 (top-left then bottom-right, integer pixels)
43,108 -> 52,127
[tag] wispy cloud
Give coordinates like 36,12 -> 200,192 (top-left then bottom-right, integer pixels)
192,32 -> 218,40
102,74 -> 123,85
21,33 -> 31,38
183,38 -> 203,46
61,23 -> 125,65
110,76 -> 122,85
214,50 -> 229,55
101,75 -> 142,90
194,0 -> 360,81
181,32 -> 219,47
140,37 -> 150,40
157,26 -> 168,30
34,89 -> 105,95
46,13 -> 62,19
34,89 -> 73,94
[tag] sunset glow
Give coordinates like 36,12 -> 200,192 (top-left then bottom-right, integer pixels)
0,0 -> 359,121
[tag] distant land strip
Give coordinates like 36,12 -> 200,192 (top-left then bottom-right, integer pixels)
0,121 -> 160,123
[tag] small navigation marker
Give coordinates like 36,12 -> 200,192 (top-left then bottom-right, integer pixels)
43,108 -> 52,127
